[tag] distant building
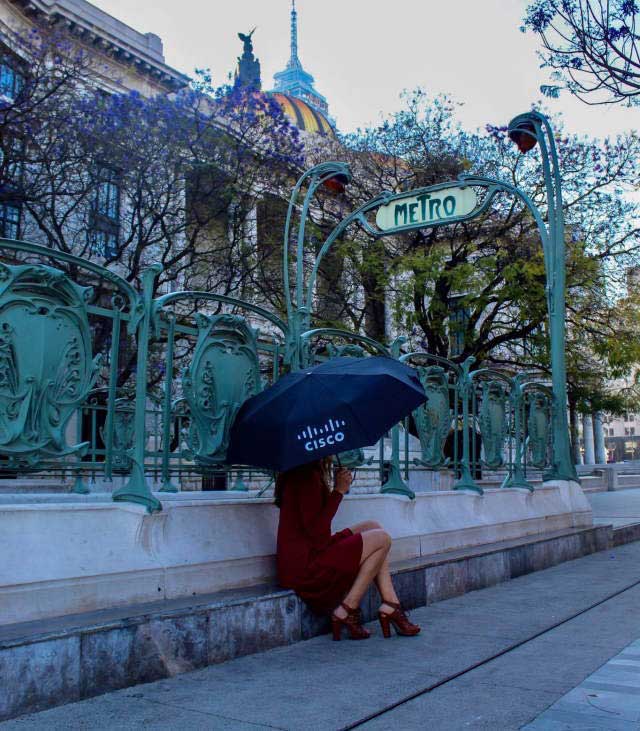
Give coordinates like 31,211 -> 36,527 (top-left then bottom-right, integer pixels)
270,0 -> 334,134
232,1 -> 335,138
0,0 -> 187,96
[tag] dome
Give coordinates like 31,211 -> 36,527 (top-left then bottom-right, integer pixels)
270,92 -> 335,137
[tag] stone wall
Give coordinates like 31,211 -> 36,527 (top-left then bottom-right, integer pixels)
0,480 -> 592,626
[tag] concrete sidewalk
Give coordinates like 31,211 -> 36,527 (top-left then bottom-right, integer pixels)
523,638 -> 640,730
4,541 -> 640,730
589,487 -> 640,528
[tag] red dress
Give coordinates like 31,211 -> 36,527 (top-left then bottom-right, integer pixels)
276,463 -> 363,614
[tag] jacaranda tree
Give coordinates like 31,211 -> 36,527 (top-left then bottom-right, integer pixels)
522,0 -> 640,105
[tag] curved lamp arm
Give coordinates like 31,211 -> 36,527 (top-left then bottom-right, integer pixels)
282,162 -> 351,321
304,191 -> 394,312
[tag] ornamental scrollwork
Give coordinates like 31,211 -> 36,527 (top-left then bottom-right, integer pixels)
0,264 -> 100,466
182,313 -> 261,465
412,366 -> 452,469
479,380 -> 508,469
527,391 -> 551,469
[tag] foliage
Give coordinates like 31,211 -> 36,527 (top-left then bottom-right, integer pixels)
318,90 -> 640,411
522,0 -> 640,105
0,23 -> 303,387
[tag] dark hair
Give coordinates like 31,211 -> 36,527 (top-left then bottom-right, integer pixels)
274,472 -> 286,508
274,458 -> 332,508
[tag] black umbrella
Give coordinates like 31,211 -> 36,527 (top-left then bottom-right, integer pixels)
226,356 -> 426,472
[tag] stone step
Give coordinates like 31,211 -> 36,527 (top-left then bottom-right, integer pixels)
0,480 -> 71,494
0,522 -> 618,722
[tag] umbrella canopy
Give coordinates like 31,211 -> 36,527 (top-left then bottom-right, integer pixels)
226,356 -> 426,472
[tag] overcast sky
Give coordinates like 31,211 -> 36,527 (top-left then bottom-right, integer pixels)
94,0 -> 638,139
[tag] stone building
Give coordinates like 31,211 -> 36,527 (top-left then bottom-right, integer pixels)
0,0 -> 339,285
0,0 -> 189,248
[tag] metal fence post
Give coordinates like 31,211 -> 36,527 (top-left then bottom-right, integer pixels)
112,264 -> 163,513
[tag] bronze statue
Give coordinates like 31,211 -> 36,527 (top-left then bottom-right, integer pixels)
238,28 -> 256,57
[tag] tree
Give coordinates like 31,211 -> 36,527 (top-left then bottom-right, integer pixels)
0,24 -> 304,391
315,91 -> 640,385
5,68 -> 302,292
522,0 -> 640,105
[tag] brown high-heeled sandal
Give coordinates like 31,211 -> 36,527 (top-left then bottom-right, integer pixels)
378,601 -> 421,638
331,602 -> 371,641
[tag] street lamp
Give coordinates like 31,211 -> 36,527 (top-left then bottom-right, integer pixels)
506,111 -> 577,483
282,162 -> 352,369
282,164 -> 393,370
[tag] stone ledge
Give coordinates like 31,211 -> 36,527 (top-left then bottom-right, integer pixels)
0,480 -> 593,626
612,521 -> 640,547
0,523 -> 616,721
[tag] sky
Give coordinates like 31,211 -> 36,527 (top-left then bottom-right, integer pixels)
93,0 -> 639,140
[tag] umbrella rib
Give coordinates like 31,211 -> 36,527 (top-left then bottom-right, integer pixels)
313,376 -> 385,448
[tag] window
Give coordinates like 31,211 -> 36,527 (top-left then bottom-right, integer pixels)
0,201 -> 20,239
89,166 -> 120,258
609,428 -> 615,436
624,427 -> 636,436
0,62 -> 23,101
96,170 -> 119,220
88,229 -> 118,258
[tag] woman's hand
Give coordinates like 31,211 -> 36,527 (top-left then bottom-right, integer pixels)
334,467 -> 353,495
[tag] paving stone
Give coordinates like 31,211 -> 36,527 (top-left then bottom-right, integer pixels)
208,594 -> 300,664
131,613 -> 209,684
523,706 -> 639,730
0,637 -> 80,721
425,560 -> 467,603
0,693 -> 274,730
359,678 -> 558,731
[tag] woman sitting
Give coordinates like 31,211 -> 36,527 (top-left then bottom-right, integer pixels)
275,457 -> 420,640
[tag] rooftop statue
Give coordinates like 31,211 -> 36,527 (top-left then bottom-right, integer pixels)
238,29 -> 256,58
234,28 -> 261,91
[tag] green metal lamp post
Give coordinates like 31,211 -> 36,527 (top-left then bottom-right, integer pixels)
282,161 -> 352,370
506,111 -> 577,483
281,111 -> 577,490
282,162 -> 394,370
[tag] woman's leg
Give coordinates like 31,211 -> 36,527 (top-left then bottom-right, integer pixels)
333,529 -> 391,618
348,520 -> 382,534
375,553 -> 400,613
346,521 -> 400,611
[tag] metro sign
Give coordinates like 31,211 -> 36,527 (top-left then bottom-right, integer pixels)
375,185 -> 478,233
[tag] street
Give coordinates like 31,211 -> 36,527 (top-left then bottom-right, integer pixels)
4,539 -> 640,730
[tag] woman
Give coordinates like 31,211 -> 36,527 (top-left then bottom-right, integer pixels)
275,457 -> 420,641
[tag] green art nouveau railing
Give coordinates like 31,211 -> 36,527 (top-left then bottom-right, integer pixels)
0,112 -> 573,510
0,236 -> 555,509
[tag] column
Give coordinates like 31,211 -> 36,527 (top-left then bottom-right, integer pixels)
582,413 -> 595,465
593,411 -> 607,464
571,408 -> 583,464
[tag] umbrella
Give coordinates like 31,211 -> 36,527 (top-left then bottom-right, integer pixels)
226,356 -> 426,472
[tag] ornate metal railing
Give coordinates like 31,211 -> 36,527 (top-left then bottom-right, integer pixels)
0,237 -> 554,510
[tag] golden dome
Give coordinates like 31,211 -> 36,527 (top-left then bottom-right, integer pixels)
270,93 -> 335,137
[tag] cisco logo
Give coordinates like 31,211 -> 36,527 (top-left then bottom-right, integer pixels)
297,419 -> 347,452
